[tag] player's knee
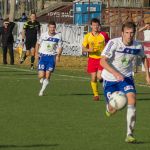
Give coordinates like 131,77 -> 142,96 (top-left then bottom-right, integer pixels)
38,72 -> 45,79
126,92 -> 136,105
91,76 -> 97,82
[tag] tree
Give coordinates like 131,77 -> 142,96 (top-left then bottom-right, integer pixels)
3,0 -> 8,19
9,0 -> 16,21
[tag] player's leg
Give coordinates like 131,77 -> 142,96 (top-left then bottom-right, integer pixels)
88,58 -> 99,101
38,55 -> 55,96
97,70 -> 103,83
39,71 -> 45,83
30,40 -> 37,69
103,80 -> 118,116
30,47 -> 36,70
125,92 -> 136,143
91,72 -> 99,101
20,50 -> 30,64
38,55 -> 45,96
97,59 -> 103,83
38,71 -> 51,96
119,77 -> 136,143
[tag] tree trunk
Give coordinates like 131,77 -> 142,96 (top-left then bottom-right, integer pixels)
9,0 -> 16,21
3,0 -> 8,19
0,0 -> 3,18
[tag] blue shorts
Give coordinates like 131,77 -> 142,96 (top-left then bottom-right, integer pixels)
38,54 -> 56,72
103,76 -> 136,103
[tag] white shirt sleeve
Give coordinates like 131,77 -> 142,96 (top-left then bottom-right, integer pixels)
101,40 -> 117,58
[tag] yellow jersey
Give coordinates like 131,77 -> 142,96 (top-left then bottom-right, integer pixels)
82,32 -> 109,59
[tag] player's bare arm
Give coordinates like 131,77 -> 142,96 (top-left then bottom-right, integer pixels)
143,56 -> 150,84
82,46 -> 94,53
138,24 -> 150,32
35,42 -> 40,58
56,47 -> 63,62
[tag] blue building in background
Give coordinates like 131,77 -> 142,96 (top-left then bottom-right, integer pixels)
73,0 -> 102,25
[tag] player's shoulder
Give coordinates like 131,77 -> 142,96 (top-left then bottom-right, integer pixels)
41,31 -> 48,37
54,32 -> 62,39
107,37 -> 121,44
132,40 -> 143,48
100,31 -> 110,42
100,31 -> 109,37
84,32 -> 91,37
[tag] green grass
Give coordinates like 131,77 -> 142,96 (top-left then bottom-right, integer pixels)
0,64 -> 150,150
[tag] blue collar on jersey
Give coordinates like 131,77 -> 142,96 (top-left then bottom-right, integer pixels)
116,48 -> 141,55
43,37 -> 59,42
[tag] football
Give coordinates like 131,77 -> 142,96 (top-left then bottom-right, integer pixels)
109,91 -> 127,110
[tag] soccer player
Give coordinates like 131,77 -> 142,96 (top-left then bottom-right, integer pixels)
21,12 -> 40,70
36,21 -> 62,96
138,23 -> 150,41
82,18 -> 109,101
100,22 -> 150,143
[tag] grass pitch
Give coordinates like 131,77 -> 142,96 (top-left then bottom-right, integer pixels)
0,64 -> 150,150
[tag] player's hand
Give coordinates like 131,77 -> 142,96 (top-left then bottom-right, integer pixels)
113,72 -> 124,82
145,24 -> 150,28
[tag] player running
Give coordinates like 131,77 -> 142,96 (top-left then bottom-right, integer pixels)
36,21 -> 62,96
82,18 -> 109,101
100,22 -> 150,143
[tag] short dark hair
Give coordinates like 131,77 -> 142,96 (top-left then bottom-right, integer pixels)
122,22 -> 136,33
90,18 -> 101,25
48,21 -> 56,27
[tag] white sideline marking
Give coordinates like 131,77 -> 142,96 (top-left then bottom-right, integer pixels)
0,65 -> 90,80
0,76 -> 87,81
0,65 -> 150,88
136,83 -> 150,88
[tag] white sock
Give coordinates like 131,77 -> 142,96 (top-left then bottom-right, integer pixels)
127,105 -> 136,136
40,79 -> 49,93
106,104 -> 109,112
40,78 -> 44,84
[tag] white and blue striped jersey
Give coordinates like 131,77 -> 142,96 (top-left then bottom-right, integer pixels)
38,31 -> 62,55
101,37 -> 145,81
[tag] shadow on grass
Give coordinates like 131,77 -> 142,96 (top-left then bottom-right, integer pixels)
56,93 -> 104,96
137,92 -> 150,95
126,141 -> 149,144
0,144 -> 59,149
16,73 -> 37,76
137,98 -> 150,101
0,70 -> 23,72
72,93 -> 104,96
